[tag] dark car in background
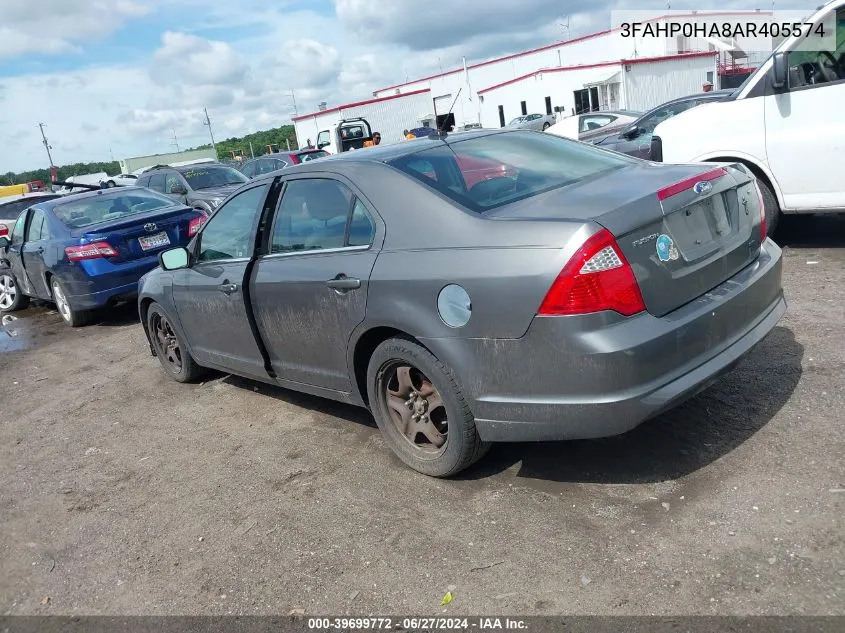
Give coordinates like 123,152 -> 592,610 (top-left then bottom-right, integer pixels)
0,187 -> 206,326
589,90 -> 733,159
239,149 -> 329,179
136,163 -> 250,214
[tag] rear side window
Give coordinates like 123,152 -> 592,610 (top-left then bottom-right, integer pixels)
26,209 -> 50,241
147,173 -> 166,192
388,131 -> 632,213
271,179 -> 367,253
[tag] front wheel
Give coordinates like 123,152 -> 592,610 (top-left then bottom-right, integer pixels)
147,303 -> 205,382
51,277 -> 92,327
367,338 -> 489,477
0,272 -> 29,313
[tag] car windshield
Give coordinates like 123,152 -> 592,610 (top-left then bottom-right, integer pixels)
53,190 -> 177,229
388,131 -> 633,213
181,166 -> 249,190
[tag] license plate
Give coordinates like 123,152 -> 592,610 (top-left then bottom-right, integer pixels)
139,231 -> 170,251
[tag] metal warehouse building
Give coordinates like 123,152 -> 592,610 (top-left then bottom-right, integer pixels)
293,12 -> 764,144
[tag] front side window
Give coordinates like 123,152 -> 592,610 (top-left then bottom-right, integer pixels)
787,7 -> 845,88
52,189 -> 177,229
182,166 -> 249,191
165,173 -> 184,193
11,212 -> 27,245
271,179 -> 369,254
197,184 -> 268,262
388,131 -> 632,212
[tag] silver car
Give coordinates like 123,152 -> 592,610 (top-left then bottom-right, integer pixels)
507,113 -> 556,131
138,129 -> 785,477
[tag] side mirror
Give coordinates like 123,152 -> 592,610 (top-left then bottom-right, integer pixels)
317,141 -> 329,149
771,51 -> 788,89
0,236 -> 9,249
622,126 -> 641,140
169,185 -> 187,195
159,247 -> 189,271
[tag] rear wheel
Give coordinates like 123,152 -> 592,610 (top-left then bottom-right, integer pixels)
0,272 -> 28,313
542,122 -> 551,130
147,303 -> 204,382
756,177 -> 780,237
367,338 -> 489,477
50,277 -> 92,327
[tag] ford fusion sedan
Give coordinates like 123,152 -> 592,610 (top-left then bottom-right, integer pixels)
138,129 -> 785,477
0,187 -> 206,326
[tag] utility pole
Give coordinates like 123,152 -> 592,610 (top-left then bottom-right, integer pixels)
289,91 -> 298,116
202,107 -> 217,154
38,123 -> 55,167
248,141 -> 255,159
171,129 -> 180,152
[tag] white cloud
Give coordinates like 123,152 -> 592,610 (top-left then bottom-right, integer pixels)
150,32 -> 248,87
0,0 -> 150,59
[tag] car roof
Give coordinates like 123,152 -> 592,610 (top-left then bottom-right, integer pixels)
0,192 -> 62,206
251,129 -> 509,181
30,186 -> 162,211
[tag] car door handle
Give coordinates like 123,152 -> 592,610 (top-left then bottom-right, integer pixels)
326,275 -> 361,291
217,282 -> 238,295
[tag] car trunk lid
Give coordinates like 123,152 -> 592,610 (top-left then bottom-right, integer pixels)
71,206 -> 204,262
488,162 -> 764,317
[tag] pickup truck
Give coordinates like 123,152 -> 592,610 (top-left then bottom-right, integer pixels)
651,0 -> 845,235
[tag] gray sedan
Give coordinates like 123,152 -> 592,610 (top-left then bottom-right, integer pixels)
507,113 -> 556,131
138,129 -> 785,477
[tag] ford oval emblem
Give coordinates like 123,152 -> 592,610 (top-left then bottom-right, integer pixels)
144,223 -> 157,232
693,181 -> 713,195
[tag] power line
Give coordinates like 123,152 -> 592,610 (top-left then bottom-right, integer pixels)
171,128 -> 180,153
202,107 -> 217,154
37,122 -> 55,167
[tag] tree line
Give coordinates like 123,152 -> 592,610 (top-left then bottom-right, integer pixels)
3,125 -> 299,185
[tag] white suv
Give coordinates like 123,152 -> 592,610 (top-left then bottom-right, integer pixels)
652,0 -> 845,234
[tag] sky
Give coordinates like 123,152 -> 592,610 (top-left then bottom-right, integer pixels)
0,0 -> 813,173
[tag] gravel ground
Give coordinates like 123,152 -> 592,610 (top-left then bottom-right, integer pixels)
0,215 -> 843,616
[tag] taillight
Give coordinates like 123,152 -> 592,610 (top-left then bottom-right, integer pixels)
188,215 -> 206,237
657,167 -> 727,201
538,229 -> 646,317
0,224 -> 8,238
753,179 -> 767,241
65,242 -> 118,261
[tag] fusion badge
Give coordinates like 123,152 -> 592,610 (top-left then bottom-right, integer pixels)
656,234 -> 679,262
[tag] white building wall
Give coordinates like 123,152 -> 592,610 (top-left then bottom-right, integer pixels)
294,91 -> 434,147
478,66 -> 622,128
623,54 -> 717,111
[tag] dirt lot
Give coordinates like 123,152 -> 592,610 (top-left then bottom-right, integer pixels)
1,216 -> 843,616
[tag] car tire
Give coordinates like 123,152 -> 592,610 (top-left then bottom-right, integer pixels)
147,302 -> 205,382
367,337 -> 489,477
50,277 -> 92,327
0,272 -> 29,313
542,122 -> 551,130
756,177 -> 780,237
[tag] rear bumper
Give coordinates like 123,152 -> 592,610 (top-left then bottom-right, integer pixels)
61,256 -> 160,310
420,239 -> 785,442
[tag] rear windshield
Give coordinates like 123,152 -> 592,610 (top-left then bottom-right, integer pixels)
182,166 -> 249,190
53,190 -> 178,229
0,195 -> 60,220
387,131 -> 633,212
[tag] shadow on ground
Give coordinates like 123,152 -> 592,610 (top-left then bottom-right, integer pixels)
774,213 -> 845,249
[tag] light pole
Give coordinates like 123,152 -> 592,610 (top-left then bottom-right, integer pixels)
203,107 -> 217,154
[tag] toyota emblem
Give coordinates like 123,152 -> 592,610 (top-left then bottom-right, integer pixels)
144,223 -> 157,232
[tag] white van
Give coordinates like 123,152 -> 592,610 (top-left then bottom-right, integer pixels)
652,0 -> 845,234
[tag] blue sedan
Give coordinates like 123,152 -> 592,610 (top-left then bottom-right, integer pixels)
0,187 -> 207,326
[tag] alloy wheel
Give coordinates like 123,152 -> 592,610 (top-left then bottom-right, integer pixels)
0,274 -> 17,310
381,363 -> 448,454
152,312 -> 182,371
52,281 -> 71,322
